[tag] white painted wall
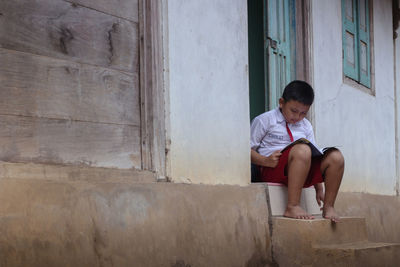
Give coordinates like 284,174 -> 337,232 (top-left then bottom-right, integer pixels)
396,25 -> 400,195
312,0 -> 397,195
166,0 -> 250,185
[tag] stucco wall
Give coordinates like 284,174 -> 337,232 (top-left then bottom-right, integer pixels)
166,0 -> 250,185
312,0 -> 397,195
336,192 -> 400,243
0,163 -> 271,267
396,26 -> 400,194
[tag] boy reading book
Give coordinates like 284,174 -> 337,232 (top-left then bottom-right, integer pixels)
250,80 -> 344,222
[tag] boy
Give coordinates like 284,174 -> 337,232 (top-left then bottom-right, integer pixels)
250,80 -> 344,222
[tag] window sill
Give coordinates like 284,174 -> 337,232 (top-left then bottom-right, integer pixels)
343,76 -> 375,96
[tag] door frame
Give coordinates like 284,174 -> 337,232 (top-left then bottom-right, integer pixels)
139,0 -> 168,180
296,0 -> 315,128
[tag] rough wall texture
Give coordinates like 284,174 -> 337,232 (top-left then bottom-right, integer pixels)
0,163 -> 272,267
336,192 -> 400,243
0,0 -> 141,169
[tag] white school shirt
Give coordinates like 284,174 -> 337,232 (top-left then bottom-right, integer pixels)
250,108 -> 319,157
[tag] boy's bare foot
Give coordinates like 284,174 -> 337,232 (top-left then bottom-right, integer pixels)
284,205 -> 315,220
322,206 -> 340,222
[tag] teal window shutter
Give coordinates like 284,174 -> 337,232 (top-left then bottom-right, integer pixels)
342,0 -> 359,81
358,0 -> 371,88
342,0 -> 371,88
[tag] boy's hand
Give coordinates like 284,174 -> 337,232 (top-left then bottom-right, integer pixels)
266,151 -> 282,168
315,186 -> 325,207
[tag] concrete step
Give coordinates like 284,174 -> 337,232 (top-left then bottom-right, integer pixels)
314,241 -> 400,267
267,183 -> 321,216
272,217 -> 400,266
272,217 -> 368,246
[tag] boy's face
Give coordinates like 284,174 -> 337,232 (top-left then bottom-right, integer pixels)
279,98 -> 310,124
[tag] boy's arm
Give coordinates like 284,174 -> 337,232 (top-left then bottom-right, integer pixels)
251,116 -> 282,167
251,149 -> 281,168
314,183 -> 324,206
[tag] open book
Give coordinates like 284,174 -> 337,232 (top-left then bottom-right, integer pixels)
280,138 -> 336,157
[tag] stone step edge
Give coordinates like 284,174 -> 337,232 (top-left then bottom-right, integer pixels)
272,216 -> 366,222
271,216 -> 369,245
314,241 -> 400,250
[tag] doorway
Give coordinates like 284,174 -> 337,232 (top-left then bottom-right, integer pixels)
248,0 -> 312,183
248,0 -> 307,120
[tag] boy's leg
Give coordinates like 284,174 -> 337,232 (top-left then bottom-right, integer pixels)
284,144 -> 314,219
320,149 -> 345,222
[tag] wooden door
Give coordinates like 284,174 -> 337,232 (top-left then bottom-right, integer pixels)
265,0 -> 294,109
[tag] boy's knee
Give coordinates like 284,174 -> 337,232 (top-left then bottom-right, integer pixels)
326,149 -> 345,167
289,144 -> 312,162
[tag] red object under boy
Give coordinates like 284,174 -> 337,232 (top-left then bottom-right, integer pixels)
258,146 -> 323,188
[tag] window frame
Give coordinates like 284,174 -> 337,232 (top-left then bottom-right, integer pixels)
342,0 -> 373,90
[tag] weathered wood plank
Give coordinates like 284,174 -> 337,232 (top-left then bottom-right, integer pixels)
0,0 -> 139,72
0,48 -> 140,126
0,162 -> 156,183
65,0 -> 139,22
0,115 -> 141,169
139,0 -> 167,177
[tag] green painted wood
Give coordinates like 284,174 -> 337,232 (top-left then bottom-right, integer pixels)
266,0 -> 293,110
248,0 -> 266,120
342,0 -> 371,88
358,0 -> 371,88
342,0 -> 359,81
289,0 -> 297,82
248,0 -> 296,120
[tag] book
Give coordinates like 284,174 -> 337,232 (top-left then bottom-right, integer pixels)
280,138 -> 336,157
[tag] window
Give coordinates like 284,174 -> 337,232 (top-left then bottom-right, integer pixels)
342,0 -> 371,88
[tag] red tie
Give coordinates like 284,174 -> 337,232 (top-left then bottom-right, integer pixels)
286,122 -> 294,142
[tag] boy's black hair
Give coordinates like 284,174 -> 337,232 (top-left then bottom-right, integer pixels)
282,80 -> 314,105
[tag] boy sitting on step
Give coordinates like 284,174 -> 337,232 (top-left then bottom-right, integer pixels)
250,80 -> 344,222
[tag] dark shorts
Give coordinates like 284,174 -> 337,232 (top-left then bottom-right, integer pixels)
257,146 -> 324,188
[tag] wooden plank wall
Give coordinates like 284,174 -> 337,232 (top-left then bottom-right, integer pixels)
0,0 -> 141,169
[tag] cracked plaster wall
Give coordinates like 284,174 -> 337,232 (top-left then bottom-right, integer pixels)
312,0 -> 397,195
0,175 -> 272,267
